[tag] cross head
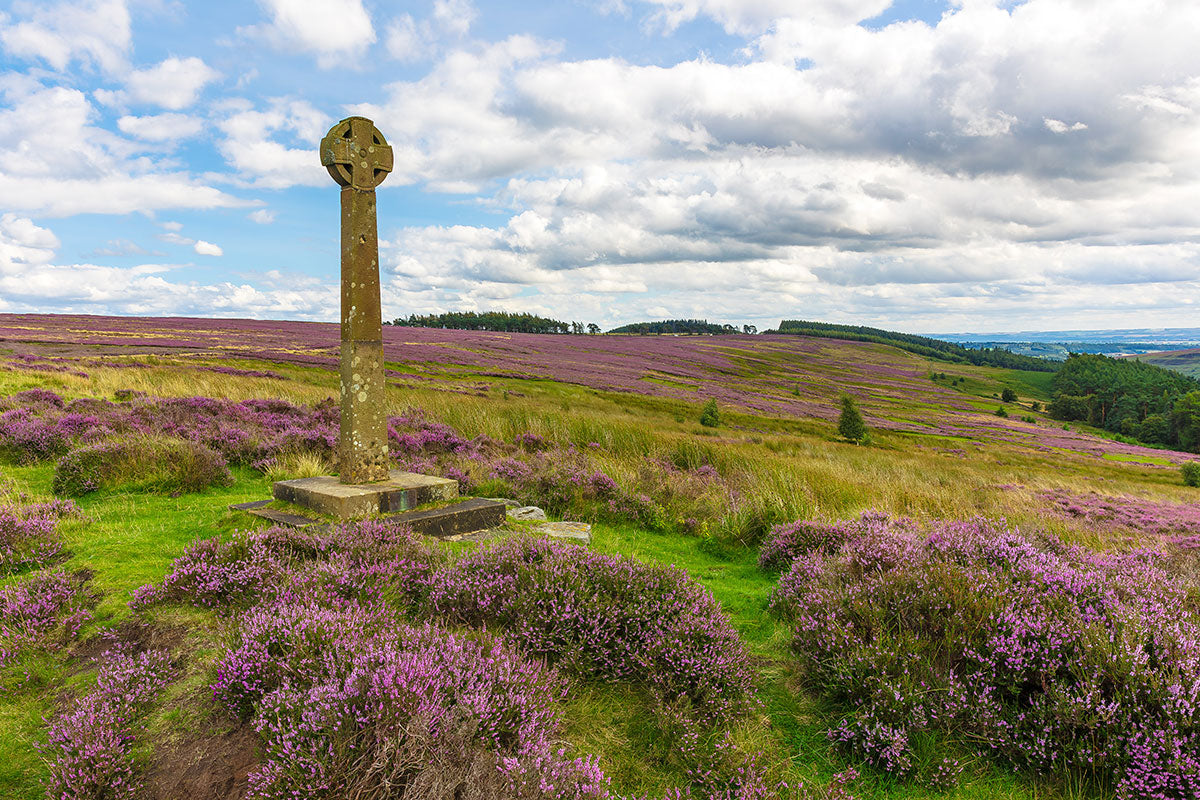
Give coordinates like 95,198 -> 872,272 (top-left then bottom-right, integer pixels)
320,116 -> 394,191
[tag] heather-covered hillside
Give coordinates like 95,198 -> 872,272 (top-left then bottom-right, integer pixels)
2,314 -> 1200,800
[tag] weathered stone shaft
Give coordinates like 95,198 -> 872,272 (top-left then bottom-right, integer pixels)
338,186 -> 389,484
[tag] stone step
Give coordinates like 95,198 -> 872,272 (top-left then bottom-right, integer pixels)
387,498 -> 506,538
246,507 -> 328,528
229,497 -> 506,539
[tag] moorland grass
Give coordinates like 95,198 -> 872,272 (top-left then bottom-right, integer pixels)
0,343 -> 1194,798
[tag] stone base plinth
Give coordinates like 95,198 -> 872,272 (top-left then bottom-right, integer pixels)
273,471 -> 458,519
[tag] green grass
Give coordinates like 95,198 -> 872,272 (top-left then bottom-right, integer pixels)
2,335 -> 1195,798
1102,452 -> 1173,465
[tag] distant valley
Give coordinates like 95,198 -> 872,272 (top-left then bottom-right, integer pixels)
934,327 -> 1200,371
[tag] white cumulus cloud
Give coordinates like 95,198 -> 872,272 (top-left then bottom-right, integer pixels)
123,56 -> 220,110
250,0 -> 376,68
194,240 -> 223,256
117,112 -> 205,142
0,0 -> 131,73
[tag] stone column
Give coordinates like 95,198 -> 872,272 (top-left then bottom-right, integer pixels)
320,116 -> 394,484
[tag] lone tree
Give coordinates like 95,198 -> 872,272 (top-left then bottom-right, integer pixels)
1001,387 -> 1018,402
700,399 -> 720,427
837,394 -> 867,443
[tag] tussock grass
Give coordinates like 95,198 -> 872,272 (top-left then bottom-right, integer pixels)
264,451 -> 333,482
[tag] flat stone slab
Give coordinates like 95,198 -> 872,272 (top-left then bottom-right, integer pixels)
509,505 -> 547,522
387,498 -> 506,538
534,521 -> 592,544
229,500 -> 271,511
273,471 -> 457,519
245,508 -> 326,529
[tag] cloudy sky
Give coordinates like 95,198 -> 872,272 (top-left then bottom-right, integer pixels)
1,0 -> 1198,333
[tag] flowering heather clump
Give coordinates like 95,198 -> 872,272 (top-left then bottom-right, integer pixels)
285,518 -> 441,609
140,516 -> 764,797
0,569 -> 91,668
758,511 -> 916,573
429,535 -> 755,728
42,648 -> 174,800
0,499 -> 77,574
1037,488 -> 1200,540
0,408 -> 74,463
135,520 -> 437,613
757,520 -> 849,571
771,514 -> 1200,794
216,602 -> 606,800
131,529 -> 289,611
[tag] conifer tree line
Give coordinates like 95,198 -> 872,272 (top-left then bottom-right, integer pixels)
389,311 -> 600,335
1047,353 -> 1200,451
608,320 -> 757,335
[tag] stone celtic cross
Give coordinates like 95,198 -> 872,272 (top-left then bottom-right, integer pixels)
321,116 -> 393,484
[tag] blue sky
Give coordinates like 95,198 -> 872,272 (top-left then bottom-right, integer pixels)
1,0 -> 1198,333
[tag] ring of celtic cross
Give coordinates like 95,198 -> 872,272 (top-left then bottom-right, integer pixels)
320,116 -> 394,191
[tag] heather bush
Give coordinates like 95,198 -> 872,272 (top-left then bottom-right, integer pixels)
140,515 -> 765,797
429,535 -> 755,728
131,531 -> 288,611
757,520 -> 848,571
0,499 -> 77,574
0,408 -> 74,463
0,569 -> 91,668
134,520 -> 437,612
771,514 -> 1200,794
758,512 -> 913,573
52,435 -> 232,496
1183,461 -> 1200,487
215,602 -> 606,800
42,648 -> 174,800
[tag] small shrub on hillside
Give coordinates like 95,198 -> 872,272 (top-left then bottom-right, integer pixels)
1000,388 -> 1017,402
1021,414 -> 1037,425
993,406 -> 1008,418
52,436 -> 232,496
771,514 -> 1200,794
1031,401 -> 1041,411
42,648 -> 174,800
837,395 -> 866,443
700,399 -> 720,427
1183,462 -> 1200,487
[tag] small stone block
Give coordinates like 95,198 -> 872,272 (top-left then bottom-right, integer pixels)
509,506 -> 547,521
535,521 -> 592,544
387,498 -> 506,538
273,471 -> 458,519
